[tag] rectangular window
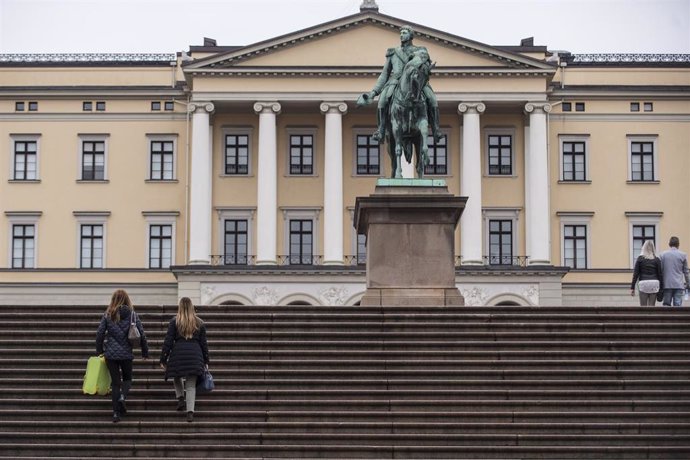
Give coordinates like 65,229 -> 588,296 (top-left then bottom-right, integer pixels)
488,220 -> 513,265
357,233 -> 367,265
575,102 -> 585,112
80,224 -> 103,268
81,140 -> 105,180
630,141 -> 655,181
630,102 -> 640,112
487,134 -> 512,175
149,224 -> 172,268
15,102 -> 25,112
356,134 -> 380,175
150,140 -> 174,180
289,134 -> 313,175
644,102 -> 653,112
632,225 -> 656,261
562,102 -> 572,112
564,224 -> 587,269
96,101 -> 106,111
289,219 -> 313,265
151,101 -> 161,111
425,134 -> 448,175
225,134 -> 249,175
164,101 -> 174,111
12,224 -> 35,268
83,101 -> 93,111
13,140 -> 38,180
562,141 -> 586,181
28,102 -> 38,111
224,219 -> 248,265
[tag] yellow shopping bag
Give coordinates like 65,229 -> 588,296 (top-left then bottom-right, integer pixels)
82,355 -> 111,395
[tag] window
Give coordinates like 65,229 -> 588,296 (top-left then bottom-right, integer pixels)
28,102 -> 38,111
289,134 -> 314,175
562,102 -> 572,112
560,136 -> 589,182
225,133 -> 250,175
356,134 -> 380,175
12,224 -> 35,268
488,220 -> 513,265
96,101 -> 106,111
80,138 -> 106,180
11,136 -> 39,181
164,101 -> 174,111
630,102 -> 640,112
632,225 -> 656,262
563,225 -> 587,269
425,133 -> 448,175
357,234 -> 367,265
149,224 -> 173,268
149,137 -> 175,180
644,102 -> 653,112
15,102 -> 25,112
575,102 -> 585,112
487,132 -> 512,176
289,219 -> 313,265
151,101 -> 161,111
629,138 -> 656,182
80,224 -> 103,268
627,212 -> 661,268
224,219 -> 248,265
83,102 -> 93,111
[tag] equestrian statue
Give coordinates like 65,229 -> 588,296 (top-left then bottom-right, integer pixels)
357,25 -> 441,179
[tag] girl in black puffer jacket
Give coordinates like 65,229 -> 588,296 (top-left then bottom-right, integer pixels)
630,240 -> 664,306
96,289 -> 149,422
159,297 -> 209,422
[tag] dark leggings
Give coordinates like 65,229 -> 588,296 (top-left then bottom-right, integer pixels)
106,359 -> 133,411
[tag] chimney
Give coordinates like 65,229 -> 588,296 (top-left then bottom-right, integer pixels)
203,37 -> 217,47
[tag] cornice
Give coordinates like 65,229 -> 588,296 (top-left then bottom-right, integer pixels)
548,114 -> 690,122
0,113 -> 188,122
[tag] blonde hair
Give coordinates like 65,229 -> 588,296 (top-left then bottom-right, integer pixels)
640,240 -> 656,260
176,297 -> 201,339
106,289 -> 132,321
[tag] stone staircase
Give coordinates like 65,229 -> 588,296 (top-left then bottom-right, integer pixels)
0,303 -> 689,459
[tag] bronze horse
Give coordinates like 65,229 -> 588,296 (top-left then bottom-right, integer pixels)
387,50 -> 433,178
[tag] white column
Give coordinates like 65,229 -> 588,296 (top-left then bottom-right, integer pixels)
524,102 -> 552,265
188,102 -> 214,265
320,102 -> 348,265
523,124 -> 531,259
458,102 -> 485,265
253,102 -> 281,265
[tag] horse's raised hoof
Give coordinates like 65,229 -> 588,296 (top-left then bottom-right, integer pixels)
372,130 -> 384,144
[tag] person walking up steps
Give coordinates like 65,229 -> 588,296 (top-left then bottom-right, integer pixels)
96,289 -> 149,423
630,240 -> 663,306
159,297 -> 210,422
659,236 -> 690,306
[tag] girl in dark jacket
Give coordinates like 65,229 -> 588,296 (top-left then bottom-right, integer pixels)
96,289 -> 149,422
159,297 -> 209,422
630,240 -> 664,306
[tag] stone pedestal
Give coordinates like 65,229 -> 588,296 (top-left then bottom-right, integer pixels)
354,179 -> 467,306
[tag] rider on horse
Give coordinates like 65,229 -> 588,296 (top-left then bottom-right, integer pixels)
358,25 -> 442,145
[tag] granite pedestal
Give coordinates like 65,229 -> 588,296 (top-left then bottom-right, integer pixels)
354,179 -> 467,306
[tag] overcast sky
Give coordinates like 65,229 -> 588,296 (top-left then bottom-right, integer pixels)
0,0 -> 688,55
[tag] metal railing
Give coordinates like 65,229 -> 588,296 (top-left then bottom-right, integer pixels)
454,256 -> 530,267
210,255 -> 365,267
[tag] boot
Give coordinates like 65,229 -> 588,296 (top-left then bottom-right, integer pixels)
119,380 -> 132,414
176,396 -> 185,411
372,108 -> 387,144
112,411 -> 120,423
186,411 -> 194,422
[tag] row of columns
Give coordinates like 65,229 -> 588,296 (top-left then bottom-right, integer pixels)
188,100 -> 552,267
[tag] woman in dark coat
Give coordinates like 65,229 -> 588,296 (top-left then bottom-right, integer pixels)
630,240 -> 664,306
159,297 -> 209,422
96,289 -> 149,422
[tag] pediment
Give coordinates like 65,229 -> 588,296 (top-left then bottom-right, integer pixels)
184,12 -> 555,76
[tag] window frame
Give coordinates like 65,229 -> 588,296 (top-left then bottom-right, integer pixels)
626,212 -> 662,268
222,127 -> 253,176
558,213 -> 593,269
10,134 -> 41,181
147,134 -> 177,181
482,208 -> 520,266
216,208 -> 255,265
151,101 -> 161,111
425,129 -> 450,176
6,212 -> 41,269
559,134 -> 590,182
281,208 -> 320,265
164,101 -> 174,111
485,128 -> 515,177
95,101 -> 106,111
78,134 -> 109,181
83,101 -> 93,111
74,212 -> 109,269
28,101 -> 38,111
15,102 -> 25,112
286,128 -> 317,177
144,212 -> 178,269
353,130 -> 381,176
627,135 -> 658,182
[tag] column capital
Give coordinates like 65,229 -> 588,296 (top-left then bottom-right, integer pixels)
253,101 -> 282,115
524,102 -> 552,114
187,101 -> 215,114
457,102 -> 486,115
320,101 -> 348,115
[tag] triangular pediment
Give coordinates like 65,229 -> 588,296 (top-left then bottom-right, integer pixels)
184,11 -> 555,75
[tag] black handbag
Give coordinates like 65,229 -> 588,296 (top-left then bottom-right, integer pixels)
197,368 -> 214,393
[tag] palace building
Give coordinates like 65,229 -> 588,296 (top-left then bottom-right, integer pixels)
1,2 -> 689,306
